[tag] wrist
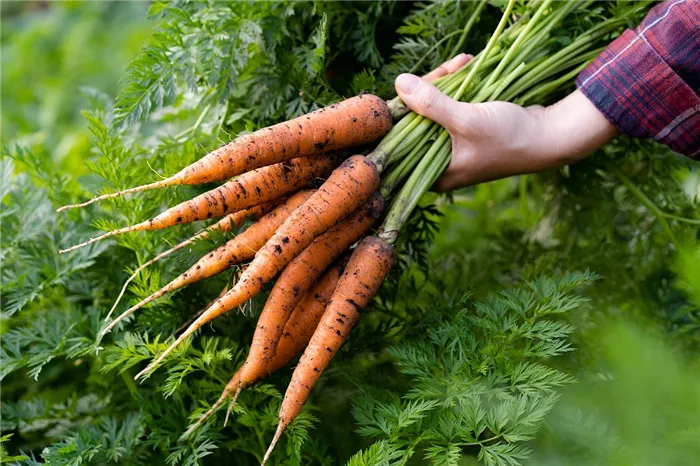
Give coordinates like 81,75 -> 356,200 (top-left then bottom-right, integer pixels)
535,90 -> 618,167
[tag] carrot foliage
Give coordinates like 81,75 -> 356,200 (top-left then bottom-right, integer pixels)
3,1 -> 700,466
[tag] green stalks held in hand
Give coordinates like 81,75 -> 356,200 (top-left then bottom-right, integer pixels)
374,0 -> 642,246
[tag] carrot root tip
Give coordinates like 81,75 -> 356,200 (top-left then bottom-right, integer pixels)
56,179 -> 176,212
223,385 -> 242,427
135,326 -> 195,380
59,222 -> 147,254
134,365 -> 153,381
261,424 -> 285,466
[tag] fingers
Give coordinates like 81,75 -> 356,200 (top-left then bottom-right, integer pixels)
397,53 -> 477,191
395,74 -> 462,130
422,53 -> 473,83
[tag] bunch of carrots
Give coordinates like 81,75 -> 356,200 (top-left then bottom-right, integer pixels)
59,1 -> 644,462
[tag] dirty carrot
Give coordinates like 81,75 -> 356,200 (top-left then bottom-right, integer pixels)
262,236 -> 394,465
102,191 -> 314,335
174,264 -> 249,336
239,192 -> 384,386
57,94 -> 392,211
181,261 -> 344,439
134,155 -> 380,380
60,154 -> 339,254
266,258 -> 347,375
106,201 -> 278,321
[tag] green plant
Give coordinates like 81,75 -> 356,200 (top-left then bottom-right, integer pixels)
3,1 -> 699,465
349,273 -> 594,466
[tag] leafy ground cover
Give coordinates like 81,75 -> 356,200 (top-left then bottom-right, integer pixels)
2,2 -> 699,465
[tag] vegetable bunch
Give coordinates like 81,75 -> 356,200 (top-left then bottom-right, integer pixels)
59,1 -> 647,462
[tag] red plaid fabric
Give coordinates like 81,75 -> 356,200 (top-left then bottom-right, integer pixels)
577,0 -> 700,159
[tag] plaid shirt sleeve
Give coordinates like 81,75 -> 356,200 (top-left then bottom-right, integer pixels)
576,0 -> 700,159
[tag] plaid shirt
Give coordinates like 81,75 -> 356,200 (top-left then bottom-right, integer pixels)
577,0 -> 700,159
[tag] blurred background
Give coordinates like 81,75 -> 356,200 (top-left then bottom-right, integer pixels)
2,1 -> 150,174
2,1 -> 699,465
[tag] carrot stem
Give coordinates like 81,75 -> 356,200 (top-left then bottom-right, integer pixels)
474,0 -> 550,98
514,58 -> 593,106
387,117 -> 435,163
378,0 -> 629,246
448,0 -> 488,57
499,0 -> 582,79
380,135 -> 434,198
368,113 -> 423,171
379,133 -> 451,245
485,61 -> 526,102
453,0 -> 515,101
606,163 -> 679,246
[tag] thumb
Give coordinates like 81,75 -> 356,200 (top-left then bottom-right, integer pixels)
395,73 -> 461,130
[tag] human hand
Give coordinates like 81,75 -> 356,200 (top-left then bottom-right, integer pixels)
396,56 -> 619,191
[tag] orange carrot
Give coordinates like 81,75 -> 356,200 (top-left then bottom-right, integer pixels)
262,236 -> 394,465
57,95 -> 392,211
267,259 -> 347,375
102,191 -> 314,335
134,155 -> 380,380
181,261 -> 344,439
174,271 -> 239,336
106,201 -> 278,321
60,154 -> 339,254
239,192 -> 384,386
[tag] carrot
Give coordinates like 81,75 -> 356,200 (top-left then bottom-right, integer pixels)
266,259 -> 347,375
59,154 -> 340,254
57,94 -> 392,212
261,236 -> 394,465
239,192 -> 384,387
181,261 -> 344,439
101,191 -> 314,335
134,155 -> 380,380
106,201 -> 278,321
174,271 -> 239,336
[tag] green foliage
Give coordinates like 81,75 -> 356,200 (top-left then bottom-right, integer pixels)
349,274 -> 593,466
0,154 -> 107,380
383,0 -> 491,83
39,414 -> 147,466
112,1 -> 402,128
0,434 -> 28,464
3,2 -> 700,466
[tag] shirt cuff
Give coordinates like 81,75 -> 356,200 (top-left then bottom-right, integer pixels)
576,29 -> 700,159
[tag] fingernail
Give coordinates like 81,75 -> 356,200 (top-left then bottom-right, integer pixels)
396,74 -> 420,95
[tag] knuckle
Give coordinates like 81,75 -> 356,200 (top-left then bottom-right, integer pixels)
453,118 -> 471,135
417,88 -> 438,113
